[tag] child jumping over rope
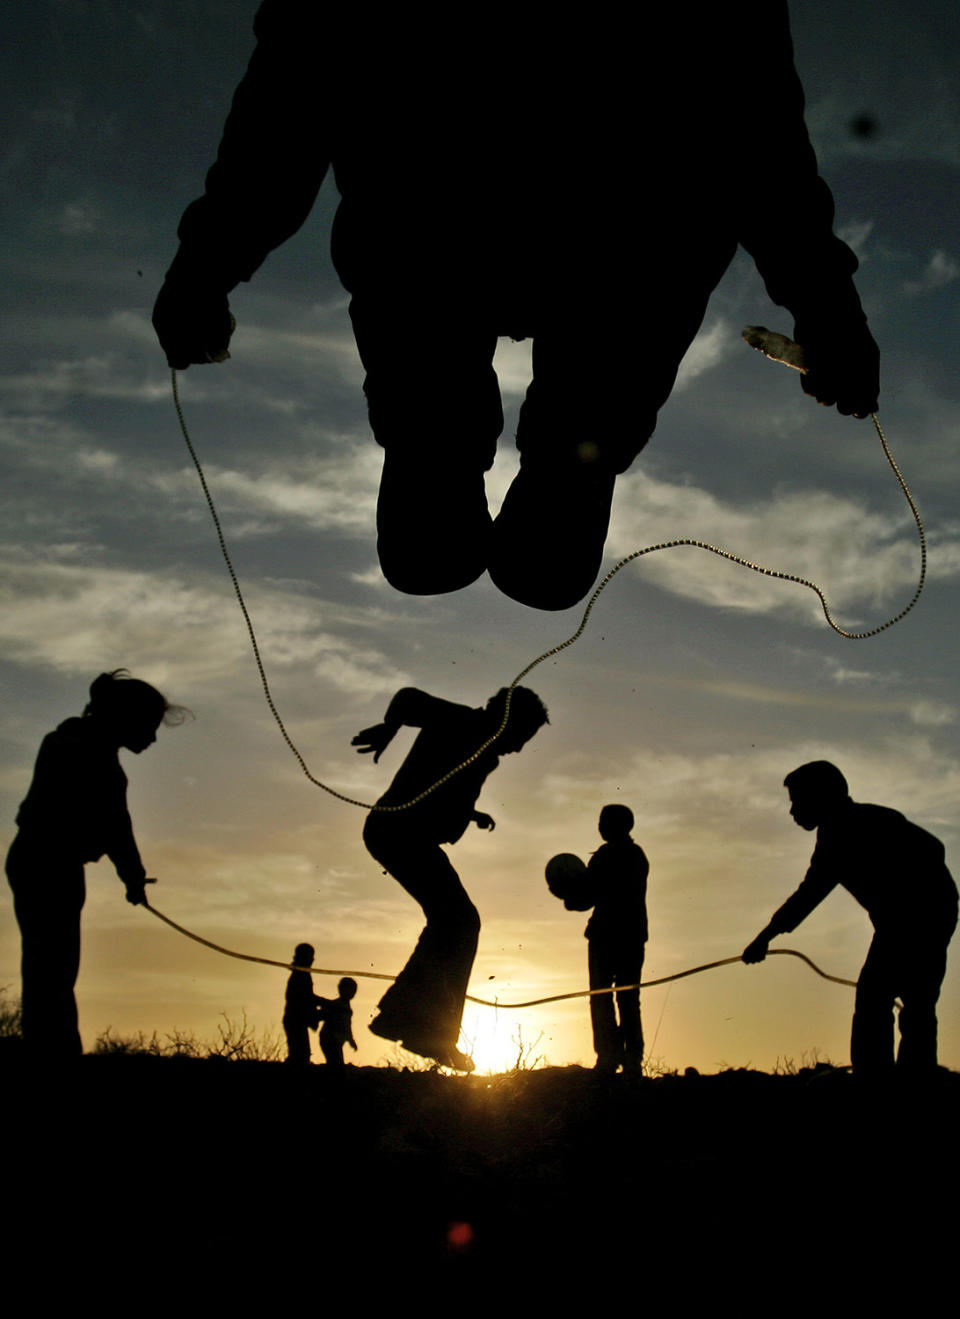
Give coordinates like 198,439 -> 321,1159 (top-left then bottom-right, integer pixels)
547,805 -> 649,1076
354,684 -> 548,1072
153,2 -> 879,612
316,977 -> 358,1067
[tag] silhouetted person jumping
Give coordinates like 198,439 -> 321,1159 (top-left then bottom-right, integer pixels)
548,805 -> 649,1075
317,976 -> 358,1068
353,686 -> 548,1071
283,941 -> 322,1066
742,761 -> 958,1077
153,2 -> 879,611
5,670 -> 188,1060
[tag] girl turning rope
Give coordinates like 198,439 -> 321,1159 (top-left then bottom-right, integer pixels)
5,670 -> 189,1060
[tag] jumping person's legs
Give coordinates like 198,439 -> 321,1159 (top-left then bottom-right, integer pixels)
363,816 -> 479,1070
489,242 -> 737,610
348,291 -> 503,596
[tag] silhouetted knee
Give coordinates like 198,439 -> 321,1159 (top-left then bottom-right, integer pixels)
424,889 -> 480,940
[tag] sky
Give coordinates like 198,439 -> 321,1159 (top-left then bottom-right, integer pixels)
2,1 -> 959,1074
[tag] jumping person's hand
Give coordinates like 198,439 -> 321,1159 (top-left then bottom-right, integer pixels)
125,877 -> 157,906
152,280 -> 235,370
795,319 -> 880,419
351,723 -> 396,763
741,934 -> 770,964
472,811 -> 496,831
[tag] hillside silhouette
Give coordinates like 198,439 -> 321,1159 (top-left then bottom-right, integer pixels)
5,1043 -> 954,1303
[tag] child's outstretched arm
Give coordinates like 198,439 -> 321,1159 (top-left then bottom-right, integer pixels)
351,688 -> 468,762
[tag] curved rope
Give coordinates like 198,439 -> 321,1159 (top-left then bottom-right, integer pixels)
144,901 -> 855,1003
145,900 -> 394,983
484,949 -> 857,1007
172,375 -> 924,811
172,370 -> 517,812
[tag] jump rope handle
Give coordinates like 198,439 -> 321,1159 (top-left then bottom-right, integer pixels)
742,326 -> 808,374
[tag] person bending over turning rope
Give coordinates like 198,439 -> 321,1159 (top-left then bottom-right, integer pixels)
742,761 -> 958,1077
5,671 -> 189,1060
153,2 -> 878,612
354,686 -> 548,1071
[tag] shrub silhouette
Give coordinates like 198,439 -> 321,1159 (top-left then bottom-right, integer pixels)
93,1010 -> 283,1061
0,987 -> 23,1039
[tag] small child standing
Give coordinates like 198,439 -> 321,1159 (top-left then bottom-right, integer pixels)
316,977 -> 359,1068
283,942 -> 322,1066
548,805 -> 649,1076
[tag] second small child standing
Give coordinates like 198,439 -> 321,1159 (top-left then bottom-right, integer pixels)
317,977 -> 358,1068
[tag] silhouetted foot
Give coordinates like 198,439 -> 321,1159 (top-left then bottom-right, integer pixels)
593,1055 -> 620,1076
377,451 -> 491,594
401,1032 -> 475,1072
368,1011 -> 404,1043
488,461 -> 616,610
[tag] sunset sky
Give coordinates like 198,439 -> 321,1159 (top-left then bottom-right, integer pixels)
2,1 -> 959,1073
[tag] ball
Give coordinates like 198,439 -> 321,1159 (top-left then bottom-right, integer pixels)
545,852 -> 587,900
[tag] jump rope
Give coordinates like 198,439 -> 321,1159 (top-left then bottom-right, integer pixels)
149,327 -> 925,1012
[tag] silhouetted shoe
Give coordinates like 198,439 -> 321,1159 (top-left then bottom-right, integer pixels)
593,1055 -> 620,1076
368,1011 -> 404,1042
488,460 -> 616,610
377,451 -> 492,595
401,1032 -> 475,1072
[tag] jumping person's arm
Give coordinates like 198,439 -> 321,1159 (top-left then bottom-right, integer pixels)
730,2 -> 879,417
154,0 -> 332,369
351,688 -> 463,762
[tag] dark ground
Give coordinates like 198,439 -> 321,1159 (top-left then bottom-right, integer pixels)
3,1048 -> 955,1305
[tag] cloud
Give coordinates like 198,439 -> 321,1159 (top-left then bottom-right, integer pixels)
226,319 -> 365,388
820,657 -> 885,686
0,401 -> 380,540
908,699 -> 957,728
605,469 -> 941,626
534,733 -> 960,905
0,353 -> 172,408
0,557 -> 410,697
151,447 -> 381,535
812,658 -> 955,727
58,200 -> 101,235
805,76 -> 960,169
836,220 -> 874,259
903,250 -> 960,296
674,320 -> 733,391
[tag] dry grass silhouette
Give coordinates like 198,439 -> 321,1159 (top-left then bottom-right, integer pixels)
92,1009 -> 284,1061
